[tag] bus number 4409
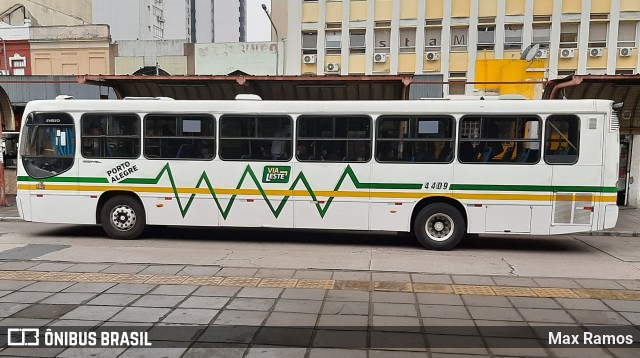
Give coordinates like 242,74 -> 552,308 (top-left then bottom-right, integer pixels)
425,182 -> 449,190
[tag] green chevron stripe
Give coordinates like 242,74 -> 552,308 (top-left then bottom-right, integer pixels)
121,164 -> 422,219
17,176 -> 109,183
450,184 -> 617,193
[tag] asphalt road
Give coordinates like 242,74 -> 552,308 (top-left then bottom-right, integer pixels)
1,221 -> 639,280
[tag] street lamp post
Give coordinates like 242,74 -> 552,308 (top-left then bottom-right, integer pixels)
261,3 -> 279,76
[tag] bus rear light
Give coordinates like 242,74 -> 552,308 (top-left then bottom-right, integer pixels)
247,199 -> 254,203
583,206 -> 594,211
317,200 -> 325,204
395,203 -> 403,206
36,194 -> 43,198
468,204 -> 483,207
165,197 -> 173,201
90,195 -> 98,199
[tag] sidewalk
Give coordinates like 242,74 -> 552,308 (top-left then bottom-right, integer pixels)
0,259 -> 638,356
0,194 -> 18,220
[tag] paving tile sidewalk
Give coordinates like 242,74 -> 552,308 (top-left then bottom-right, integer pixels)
0,260 -> 638,356
0,195 -> 17,220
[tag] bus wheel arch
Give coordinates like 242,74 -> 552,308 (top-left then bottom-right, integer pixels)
410,197 -> 467,251
97,191 -> 146,240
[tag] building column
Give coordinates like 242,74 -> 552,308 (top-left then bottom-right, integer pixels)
415,0 -> 426,73
365,0 -> 375,75
548,0 -> 563,79
285,1 -> 302,75
495,0 -> 506,59
341,0 -> 350,74
522,0 -> 534,50
577,0 -> 592,74
607,0 -> 621,74
317,0 -> 327,75
628,136 -> 640,207
466,0 -> 479,94
390,0 -> 401,74
441,0 -> 452,95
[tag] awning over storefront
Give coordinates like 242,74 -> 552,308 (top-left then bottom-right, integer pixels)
543,75 -> 640,132
78,75 -> 413,101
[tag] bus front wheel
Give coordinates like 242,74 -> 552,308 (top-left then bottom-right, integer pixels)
100,196 -> 146,240
414,203 -> 465,251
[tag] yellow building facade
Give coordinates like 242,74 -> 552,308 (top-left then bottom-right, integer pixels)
284,0 -> 640,97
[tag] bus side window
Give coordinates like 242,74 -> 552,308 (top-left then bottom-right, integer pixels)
219,115 -> 292,161
82,114 -> 140,159
145,114 -> 215,160
375,116 -> 454,163
297,115 -> 371,162
458,116 -> 540,164
544,115 -> 580,165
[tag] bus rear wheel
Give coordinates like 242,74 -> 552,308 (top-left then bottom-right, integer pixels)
101,196 -> 146,240
414,203 -> 465,251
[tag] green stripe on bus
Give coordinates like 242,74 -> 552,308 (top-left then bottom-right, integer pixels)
120,164 -> 422,219
449,184 -> 617,193
17,176 -> 109,184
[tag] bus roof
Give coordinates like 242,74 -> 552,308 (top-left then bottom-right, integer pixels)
23,98 -> 613,116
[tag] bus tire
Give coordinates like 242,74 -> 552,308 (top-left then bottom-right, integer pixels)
413,203 -> 465,251
100,196 -> 146,240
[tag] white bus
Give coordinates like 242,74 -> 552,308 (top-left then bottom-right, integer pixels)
16,97 -> 620,250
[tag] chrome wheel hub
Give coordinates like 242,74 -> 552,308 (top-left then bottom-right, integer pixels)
425,213 -> 454,242
110,205 -> 136,231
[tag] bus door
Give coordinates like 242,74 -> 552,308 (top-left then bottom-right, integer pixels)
20,112 -> 80,224
546,114 -> 601,234
293,115 -> 372,230
78,113 -> 143,225
456,115 -> 551,235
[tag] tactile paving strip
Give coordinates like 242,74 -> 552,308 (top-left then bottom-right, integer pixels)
452,285 -> 496,296
0,269 -> 637,300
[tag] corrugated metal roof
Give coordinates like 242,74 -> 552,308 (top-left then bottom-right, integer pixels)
0,76 -> 117,105
543,75 -> 640,131
78,75 -> 412,101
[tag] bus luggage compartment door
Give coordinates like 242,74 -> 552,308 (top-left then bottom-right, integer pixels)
484,205 -> 532,233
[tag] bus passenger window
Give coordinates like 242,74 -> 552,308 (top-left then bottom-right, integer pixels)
376,116 -> 454,163
145,115 -> 215,160
82,114 -> 140,159
219,115 -> 292,161
458,116 -> 540,164
544,115 -> 579,164
297,115 -> 371,162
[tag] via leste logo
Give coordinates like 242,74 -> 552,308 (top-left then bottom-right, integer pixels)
262,166 -> 291,184
7,328 -> 40,346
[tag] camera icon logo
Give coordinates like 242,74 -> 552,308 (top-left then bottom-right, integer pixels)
7,328 -> 40,346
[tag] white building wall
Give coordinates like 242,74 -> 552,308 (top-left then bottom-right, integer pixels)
164,0 -> 191,41
213,0 -> 241,42
195,42 -> 282,75
195,0 -> 214,43
92,0 -> 150,40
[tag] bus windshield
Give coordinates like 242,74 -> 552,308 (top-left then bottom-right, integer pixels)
20,112 -> 76,179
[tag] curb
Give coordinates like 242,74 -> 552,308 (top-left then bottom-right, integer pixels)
576,231 -> 640,237
0,217 -> 22,222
